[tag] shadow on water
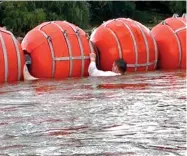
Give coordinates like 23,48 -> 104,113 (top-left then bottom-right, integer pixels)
0,70 -> 186,155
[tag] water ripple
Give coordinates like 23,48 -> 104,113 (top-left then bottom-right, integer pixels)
0,70 -> 186,155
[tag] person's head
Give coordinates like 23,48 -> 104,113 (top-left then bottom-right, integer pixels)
112,58 -> 127,74
17,37 -> 23,43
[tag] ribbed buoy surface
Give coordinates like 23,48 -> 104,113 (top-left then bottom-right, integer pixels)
90,18 -> 158,72
0,28 -> 25,83
22,21 -> 91,78
151,14 -> 186,69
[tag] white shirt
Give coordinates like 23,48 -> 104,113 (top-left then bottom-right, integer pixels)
88,62 -> 121,77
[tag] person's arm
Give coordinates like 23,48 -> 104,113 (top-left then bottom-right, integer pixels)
23,64 -> 38,81
88,53 -> 120,77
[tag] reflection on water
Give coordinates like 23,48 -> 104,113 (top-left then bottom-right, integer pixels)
0,70 -> 186,155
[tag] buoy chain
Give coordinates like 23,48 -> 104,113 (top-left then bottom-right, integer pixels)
175,27 -> 187,34
161,20 -> 166,25
148,32 -> 158,69
127,60 -> 157,68
47,36 -> 52,41
63,30 -> 67,36
133,20 -> 150,71
173,14 -> 179,18
53,56 -> 90,61
75,29 -> 79,34
0,28 -> 11,35
165,24 -> 182,68
182,13 -> 186,18
0,31 -> 8,81
10,32 -> 22,81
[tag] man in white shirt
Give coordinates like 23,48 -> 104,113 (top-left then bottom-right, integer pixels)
88,53 -> 127,76
23,52 -> 127,80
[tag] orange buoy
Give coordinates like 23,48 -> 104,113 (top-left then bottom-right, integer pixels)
90,18 -> 158,72
0,28 -> 25,83
151,14 -> 186,69
22,21 -> 92,79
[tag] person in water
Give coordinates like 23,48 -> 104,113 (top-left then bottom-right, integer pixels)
23,52 -> 127,80
16,37 -> 38,81
23,54 -> 38,81
23,63 -> 38,81
88,53 -> 127,76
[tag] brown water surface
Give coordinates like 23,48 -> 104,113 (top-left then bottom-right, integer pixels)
0,70 -> 186,156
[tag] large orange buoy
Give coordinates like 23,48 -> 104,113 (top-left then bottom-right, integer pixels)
151,14 -> 186,69
0,28 -> 25,83
22,21 -> 92,79
90,18 -> 158,72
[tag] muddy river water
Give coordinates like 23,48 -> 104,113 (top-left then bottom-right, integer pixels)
0,70 -> 186,156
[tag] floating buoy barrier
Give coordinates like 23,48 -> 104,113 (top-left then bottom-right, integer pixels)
151,14 -> 186,69
0,28 -> 25,83
90,18 -> 158,72
22,21 -> 92,79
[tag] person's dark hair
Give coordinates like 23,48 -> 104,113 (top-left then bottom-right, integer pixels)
115,58 -> 127,74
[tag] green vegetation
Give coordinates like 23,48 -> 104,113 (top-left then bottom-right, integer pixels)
0,1 -> 186,36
